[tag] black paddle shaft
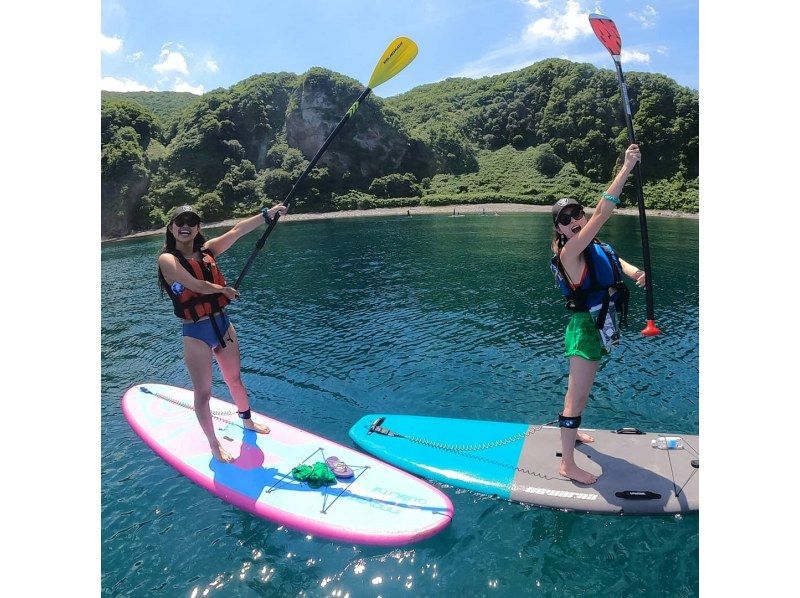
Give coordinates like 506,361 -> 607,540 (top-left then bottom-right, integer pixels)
233,86 -> 373,289
612,61 -> 656,322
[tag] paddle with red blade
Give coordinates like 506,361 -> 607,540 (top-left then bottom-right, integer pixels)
589,13 -> 661,336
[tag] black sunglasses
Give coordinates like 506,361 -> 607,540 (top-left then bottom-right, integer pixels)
556,209 -> 585,226
173,214 -> 200,227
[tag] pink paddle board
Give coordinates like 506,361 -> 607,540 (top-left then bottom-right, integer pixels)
122,383 -> 453,545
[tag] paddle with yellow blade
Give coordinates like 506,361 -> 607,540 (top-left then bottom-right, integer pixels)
233,37 -> 419,288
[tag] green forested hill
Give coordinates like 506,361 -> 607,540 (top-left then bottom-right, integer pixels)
101,59 -> 698,237
101,90 -> 201,136
385,59 -> 697,182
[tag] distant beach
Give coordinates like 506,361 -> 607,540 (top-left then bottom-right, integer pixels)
102,203 -> 698,243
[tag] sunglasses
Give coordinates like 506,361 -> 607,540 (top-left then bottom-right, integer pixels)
556,209 -> 585,226
173,214 -> 200,227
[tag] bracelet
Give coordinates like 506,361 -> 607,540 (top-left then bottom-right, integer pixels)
602,193 -> 620,205
261,206 -> 273,223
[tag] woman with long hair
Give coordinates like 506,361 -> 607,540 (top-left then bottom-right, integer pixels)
157,203 -> 288,462
550,144 -> 646,484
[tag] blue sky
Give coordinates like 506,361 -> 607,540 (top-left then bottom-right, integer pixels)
101,0 -> 698,98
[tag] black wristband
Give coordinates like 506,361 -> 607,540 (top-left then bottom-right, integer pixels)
261,207 -> 273,223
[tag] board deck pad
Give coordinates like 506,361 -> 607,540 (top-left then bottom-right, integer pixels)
349,414 -> 698,514
123,384 -> 453,545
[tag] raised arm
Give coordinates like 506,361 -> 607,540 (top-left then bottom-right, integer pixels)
560,144 -> 641,261
204,204 -> 289,257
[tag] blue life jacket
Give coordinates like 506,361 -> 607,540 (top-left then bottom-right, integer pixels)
550,240 -> 630,330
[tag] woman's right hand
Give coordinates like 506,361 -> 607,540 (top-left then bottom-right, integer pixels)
221,286 -> 240,301
624,144 -> 641,169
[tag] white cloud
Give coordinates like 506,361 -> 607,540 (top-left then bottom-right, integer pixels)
127,51 -> 144,62
454,0 -> 594,78
621,49 -> 650,64
524,0 -> 592,43
173,81 -> 204,95
455,55 -> 538,79
628,5 -> 658,29
101,33 -> 122,54
205,59 -> 218,73
100,76 -> 156,92
153,49 -> 188,75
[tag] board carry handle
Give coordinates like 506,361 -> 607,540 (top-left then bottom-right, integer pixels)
368,417 -> 386,432
613,427 -> 645,434
368,417 -> 407,438
614,490 -> 662,500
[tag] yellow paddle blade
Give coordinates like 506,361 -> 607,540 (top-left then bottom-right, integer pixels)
366,36 -> 418,90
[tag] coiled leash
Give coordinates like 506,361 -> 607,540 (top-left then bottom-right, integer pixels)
367,417 -> 559,481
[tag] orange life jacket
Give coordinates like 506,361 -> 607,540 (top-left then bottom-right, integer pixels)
166,248 -> 230,322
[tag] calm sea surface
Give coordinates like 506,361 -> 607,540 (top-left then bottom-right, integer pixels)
101,212 -> 698,597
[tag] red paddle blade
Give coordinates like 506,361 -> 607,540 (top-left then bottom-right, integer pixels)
589,13 -> 622,57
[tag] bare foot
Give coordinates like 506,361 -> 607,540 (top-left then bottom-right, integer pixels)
243,420 -> 270,434
559,462 -> 598,484
211,444 -> 234,463
576,431 -> 595,443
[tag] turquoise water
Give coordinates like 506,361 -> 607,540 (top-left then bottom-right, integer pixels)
101,212 -> 698,596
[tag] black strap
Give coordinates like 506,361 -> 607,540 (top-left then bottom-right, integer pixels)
599,242 -> 630,328
615,282 -> 630,327
208,311 -> 227,349
592,242 -> 631,330
558,413 -> 582,428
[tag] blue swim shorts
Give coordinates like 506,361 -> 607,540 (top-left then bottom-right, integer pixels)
182,312 -> 231,349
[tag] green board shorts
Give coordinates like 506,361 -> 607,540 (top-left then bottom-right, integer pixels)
564,312 -> 608,361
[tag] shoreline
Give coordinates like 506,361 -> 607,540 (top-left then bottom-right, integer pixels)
102,203 -> 698,243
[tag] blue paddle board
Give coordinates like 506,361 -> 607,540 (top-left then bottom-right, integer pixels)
349,414 -> 699,514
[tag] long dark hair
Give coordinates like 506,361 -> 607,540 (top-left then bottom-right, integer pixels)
551,227 -> 568,255
157,225 -> 207,296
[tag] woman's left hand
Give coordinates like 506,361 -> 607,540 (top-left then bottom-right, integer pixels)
623,144 -> 641,169
632,269 -> 646,288
271,204 -> 289,218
